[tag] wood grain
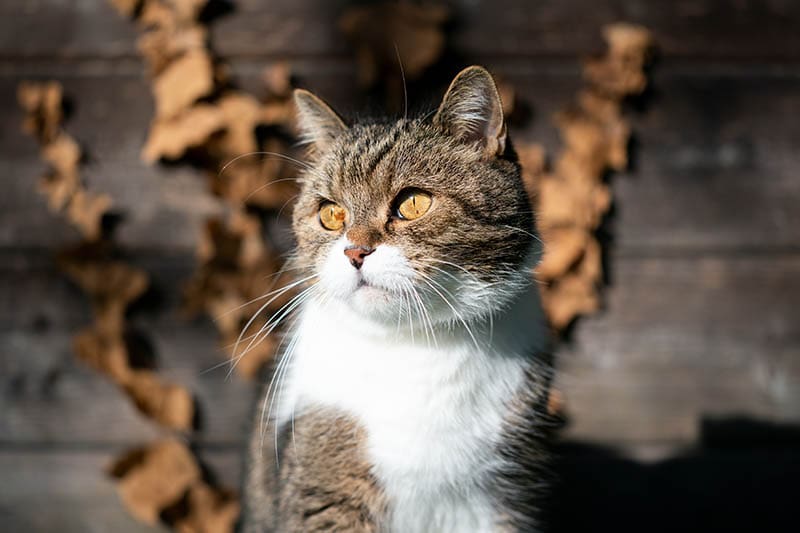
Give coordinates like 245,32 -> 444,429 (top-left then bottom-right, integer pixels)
3,66 -> 799,251
1,2 -> 799,529
2,251 -> 798,448
1,0 -> 799,60
0,448 -> 239,533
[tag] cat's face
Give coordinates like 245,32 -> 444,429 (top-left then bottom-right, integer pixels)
291,67 -> 538,327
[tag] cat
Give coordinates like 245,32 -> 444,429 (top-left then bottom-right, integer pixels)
241,66 -> 555,533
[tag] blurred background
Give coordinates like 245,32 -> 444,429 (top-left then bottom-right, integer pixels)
1,1 -> 799,532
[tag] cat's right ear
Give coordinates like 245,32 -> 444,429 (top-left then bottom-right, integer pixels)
293,89 -> 347,153
433,66 -> 506,158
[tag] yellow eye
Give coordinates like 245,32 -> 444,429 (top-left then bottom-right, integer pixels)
396,191 -> 432,220
318,201 -> 347,230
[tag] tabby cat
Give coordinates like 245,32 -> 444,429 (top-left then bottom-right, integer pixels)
241,66 -> 554,533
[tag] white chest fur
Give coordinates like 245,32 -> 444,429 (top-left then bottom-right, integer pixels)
276,286 -> 546,533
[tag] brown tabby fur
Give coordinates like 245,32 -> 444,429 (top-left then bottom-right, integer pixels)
241,67 -> 554,532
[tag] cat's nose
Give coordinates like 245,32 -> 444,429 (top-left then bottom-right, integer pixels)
344,245 -> 375,269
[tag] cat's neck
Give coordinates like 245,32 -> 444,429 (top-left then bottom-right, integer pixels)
303,278 -> 548,351
274,281 -> 549,532
275,281 -> 549,425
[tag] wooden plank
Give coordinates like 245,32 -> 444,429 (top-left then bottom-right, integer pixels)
3,442 -> 799,533
0,252 -> 259,447
0,448 -> 240,533
1,251 -> 799,448
0,450 -> 166,532
3,66 -> 800,252
2,1 -> 800,61
557,254 -> 800,445
0,63 -> 361,252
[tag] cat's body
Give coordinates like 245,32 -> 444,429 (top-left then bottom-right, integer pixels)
242,67 -> 554,532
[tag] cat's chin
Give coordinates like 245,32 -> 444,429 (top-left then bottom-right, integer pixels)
346,283 -> 402,320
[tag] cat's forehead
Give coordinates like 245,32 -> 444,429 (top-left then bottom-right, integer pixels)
312,119 -> 475,199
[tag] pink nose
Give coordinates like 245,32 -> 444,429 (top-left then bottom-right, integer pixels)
344,245 -> 374,269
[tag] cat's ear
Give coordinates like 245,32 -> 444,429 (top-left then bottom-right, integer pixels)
293,89 -> 347,152
433,66 -> 506,157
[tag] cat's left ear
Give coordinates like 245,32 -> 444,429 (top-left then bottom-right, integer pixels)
433,66 -> 506,157
293,89 -> 347,152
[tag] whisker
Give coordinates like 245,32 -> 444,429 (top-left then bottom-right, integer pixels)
218,150 -> 315,176
244,177 -> 304,203
418,275 -> 482,351
502,224 -> 544,245
229,282 -> 318,378
393,42 -> 408,122
213,268 -> 312,322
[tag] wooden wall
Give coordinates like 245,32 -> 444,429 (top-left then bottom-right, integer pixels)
1,1 -> 799,531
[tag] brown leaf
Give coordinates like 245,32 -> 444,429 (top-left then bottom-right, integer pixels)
38,169 -> 80,212
138,0 -> 177,30
537,176 -> 606,230
142,104 -> 225,162
17,81 -> 63,143
138,24 -> 208,76
153,49 -> 215,119
174,483 -> 240,533
517,143 -> 546,202
537,227 -> 589,281
221,316 -> 280,380
66,189 -> 113,241
124,370 -> 195,430
340,2 -> 449,88
262,61 -> 293,100
166,0 -> 208,23
214,92 -> 263,156
110,440 -> 201,525
541,273 -> 600,331
584,24 -> 653,98
58,248 -> 149,332
603,23 -> 654,64
73,327 -> 132,383
494,75 -> 516,119
109,0 -> 142,17
41,131 -> 81,177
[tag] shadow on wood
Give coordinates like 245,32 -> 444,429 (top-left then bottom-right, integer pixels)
549,417 -> 800,533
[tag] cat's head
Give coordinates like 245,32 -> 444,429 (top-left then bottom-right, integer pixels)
290,66 -> 539,328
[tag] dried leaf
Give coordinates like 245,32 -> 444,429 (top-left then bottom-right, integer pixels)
17,80 -> 63,143
124,370 -> 195,430
110,440 -> 201,525
262,62 -> 292,100
537,228 -> 589,281
166,0 -> 208,23
173,483 -> 240,533
142,104 -> 225,162
214,93 -> 263,156
340,2 -> 449,88
109,0 -> 142,17
138,24 -> 208,76
153,49 -> 214,119
585,23 -> 653,97
542,273 -> 600,331
73,327 -> 131,383
524,24 -> 653,330
494,75 -> 516,118
38,169 -> 80,212
517,143 -> 546,201
221,315 -> 281,379
66,189 -> 113,241
41,131 -> 81,177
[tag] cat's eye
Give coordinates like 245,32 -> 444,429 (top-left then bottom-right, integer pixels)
395,190 -> 433,221
318,201 -> 347,230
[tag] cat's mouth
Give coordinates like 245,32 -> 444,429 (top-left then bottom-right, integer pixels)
354,277 -> 394,297
356,278 -> 382,291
